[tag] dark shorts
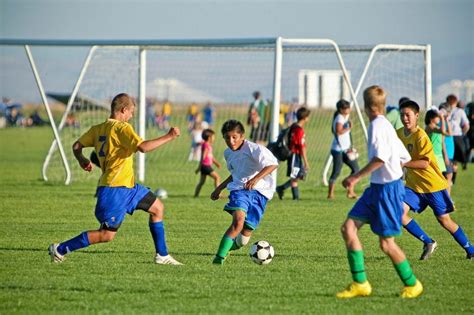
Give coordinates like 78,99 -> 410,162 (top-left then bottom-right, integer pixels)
404,187 -> 455,217
200,165 -> 214,175
224,190 -> 268,230
287,153 -> 306,180
453,136 -> 467,163
348,179 -> 404,237
95,184 -> 155,231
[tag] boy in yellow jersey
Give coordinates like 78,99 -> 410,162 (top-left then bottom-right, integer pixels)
397,100 -> 474,260
337,86 -> 422,299
48,93 -> 183,265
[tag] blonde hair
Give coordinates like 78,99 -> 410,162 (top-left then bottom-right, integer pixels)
111,93 -> 135,113
363,85 -> 386,114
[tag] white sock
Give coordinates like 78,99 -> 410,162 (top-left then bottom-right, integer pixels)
236,234 -> 250,248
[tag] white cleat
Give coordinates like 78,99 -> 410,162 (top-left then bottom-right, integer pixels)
48,243 -> 65,263
155,254 -> 183,265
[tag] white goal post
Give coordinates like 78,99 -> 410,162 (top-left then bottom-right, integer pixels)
0,38 -> 431,187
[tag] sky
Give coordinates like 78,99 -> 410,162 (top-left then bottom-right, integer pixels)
1,0 -> 473,103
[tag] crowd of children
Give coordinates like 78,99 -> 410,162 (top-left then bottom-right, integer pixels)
49,89 -> 473,300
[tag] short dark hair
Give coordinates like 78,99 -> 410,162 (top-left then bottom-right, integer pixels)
424,109 -> 439,125
221,119 -> 245,136
201,128 -> 215,141
336,99 -> 350,112
398,97 -> 410,106
446,94 -> 458,104
399,99 -> 420,113
296,107 -> 311,121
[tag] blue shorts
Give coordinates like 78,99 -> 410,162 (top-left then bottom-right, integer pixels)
224,190 -> 268,230
95,184 -> 151,229
404,187 -> 455,216
348,179 -> 404,237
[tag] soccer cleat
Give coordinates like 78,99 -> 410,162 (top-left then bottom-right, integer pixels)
401,279 -> 423,298
155,254 -> 183,265
420,240 -> 438,260
336,281 -> 372,298
467,252 -> 474,260
212,255 -> 225,265
276,186 -> 284,200
48,243 -> 65,263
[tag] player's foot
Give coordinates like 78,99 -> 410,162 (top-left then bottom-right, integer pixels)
212,255 -> 225,265
155,254 -> 183,265
467,252 -> 474,260
420,240 -> 438,260
336,281 -> 372,298
229,242 -> 241,251
276,186 -> 284,200
48,243 -> 65,263
327,194 -> 334,200
401,279 -> 423,298
346,193 -> 358,199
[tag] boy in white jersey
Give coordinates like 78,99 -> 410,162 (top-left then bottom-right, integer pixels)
337,86 -> 423,299
48,93 -> 182,265
211,120 -> 278,264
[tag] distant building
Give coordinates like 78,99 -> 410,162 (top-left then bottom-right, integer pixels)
298,70 -> 351,109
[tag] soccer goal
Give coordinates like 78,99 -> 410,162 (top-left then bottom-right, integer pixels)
0,38 -> 431,188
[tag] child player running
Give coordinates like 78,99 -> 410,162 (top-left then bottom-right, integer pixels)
397,100 -> 474,260
48,93 -> 183,265
194,128 -> 221,197
337,86 -> 423,299
210,120 -> 278,265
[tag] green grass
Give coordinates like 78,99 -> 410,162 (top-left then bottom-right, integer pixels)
0,127 -> 473,314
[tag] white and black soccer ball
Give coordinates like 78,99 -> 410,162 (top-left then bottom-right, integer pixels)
249,240 -> 275,265
154,188 -> 168,199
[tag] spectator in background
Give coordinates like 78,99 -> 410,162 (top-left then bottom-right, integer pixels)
162,100 -> 172,130
385,97 -> 406,130
439,102 -> 454,192
247,91 -> 263,142
30,110 -> 47,126
466,102 -> 474,163
446,94 -> 469,175
187,103 -> 199,132
203,102 -> 216,128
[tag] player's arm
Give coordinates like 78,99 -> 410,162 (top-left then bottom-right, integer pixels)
335,121 -> 350,135
211,175 -> 232,200
244,164 -> 278,190
343,157 -> 384,189
402,135 -> 431,169
137,127 -> 180,153
72,140 -> 92,172
301,146 -> 310,170
402,158 -> 429,169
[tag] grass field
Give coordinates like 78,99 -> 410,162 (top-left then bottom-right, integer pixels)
0,126 -> 473,314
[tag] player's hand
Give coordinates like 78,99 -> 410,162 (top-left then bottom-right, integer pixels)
80,160 -> 92,172
168,127 -> 181,138
342,175 -> 358,189
211,189 -> 221,200
244,177 -> 258,190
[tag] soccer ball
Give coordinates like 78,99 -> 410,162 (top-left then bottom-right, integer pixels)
154,188 -> 168,199
249,240 -> 275,265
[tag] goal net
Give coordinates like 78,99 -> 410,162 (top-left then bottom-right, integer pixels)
12,39 -> 429,191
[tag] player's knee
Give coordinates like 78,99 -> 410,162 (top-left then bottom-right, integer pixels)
232,216 -> 245,230
379,239 -> 393,254
148,199 -> 164,217
100,230 -> 116,243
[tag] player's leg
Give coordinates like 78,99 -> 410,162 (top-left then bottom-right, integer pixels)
194,174 -> 207,197
49,228 -> 116,263
276,158 -> 293,199
342,153 -> 359,199
337,217 -> 372,298
143,193 -> 182,265
209,171 -> 221,188
437,214 -> 474,258
379,237 -> 423,298
401,189 -> 437,260
213,210 -> 246,264
327,151 -> 343,199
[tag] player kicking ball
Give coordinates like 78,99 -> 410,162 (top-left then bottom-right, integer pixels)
210,120 -> 278,264
48,93 -> 182,265
337,86 -> 423,299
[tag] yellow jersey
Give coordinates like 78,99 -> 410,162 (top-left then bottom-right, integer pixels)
396,126 -> 448,193
79,119 -> 143,188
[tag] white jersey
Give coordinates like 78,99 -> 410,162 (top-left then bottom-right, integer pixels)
331,113 -> 351,152
449,107 -> 469,136
368,115 -> 411,184
224,140 -> 279,200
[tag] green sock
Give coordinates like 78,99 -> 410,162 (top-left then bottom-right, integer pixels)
394,259 -> 417,286
348,250 -> 367,283
216,234 -> 234,259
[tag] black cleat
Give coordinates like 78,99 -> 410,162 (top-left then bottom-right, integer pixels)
420,241 -> 438,260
